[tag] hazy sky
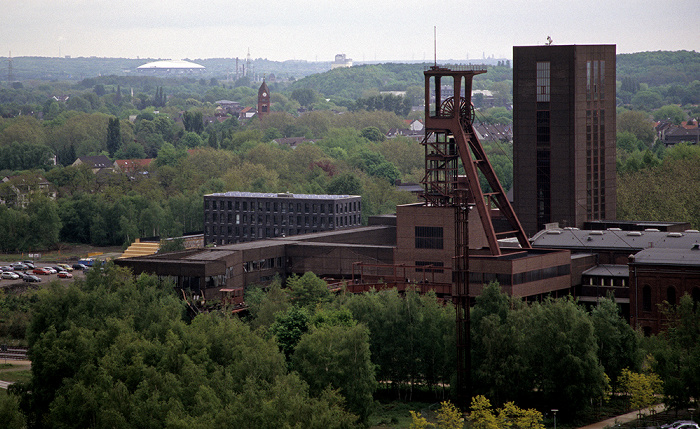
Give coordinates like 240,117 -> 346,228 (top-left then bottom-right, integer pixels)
2,0 -> 698,62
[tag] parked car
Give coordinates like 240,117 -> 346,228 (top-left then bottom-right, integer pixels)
22,262 -> 35,269
33,267 -> 51,275
72,263 -> 88,271
0,266 -> 13,272
24,274 -> 41,283
1,272 -> 20,280
57,271 -> 73,279
11,263 -> 28,271
661,422 -> 700,429
57,263 -> 73,272
44,267 -> 57,274
51,266 -> 64,273
15,272 -> 29,280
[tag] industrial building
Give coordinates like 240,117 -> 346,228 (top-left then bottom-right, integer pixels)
116,45 -> 697,336
512,45 -> 617,236
203,191 -> 362,246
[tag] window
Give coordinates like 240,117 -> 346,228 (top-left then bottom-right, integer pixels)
667,287 -> 676,306
642,285 -> 652,312
415,226 -> 443,249
536,62 -> 550,102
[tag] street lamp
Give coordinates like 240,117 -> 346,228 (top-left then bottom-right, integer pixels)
552,409 -> 558,429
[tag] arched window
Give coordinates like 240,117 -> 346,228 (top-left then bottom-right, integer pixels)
642,285 -> 652,312
667,287 -> 677,306
692,287 -> 700,311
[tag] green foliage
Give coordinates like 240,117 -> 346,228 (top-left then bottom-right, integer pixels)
0,392 -> 26,429
470,284 -> 609,416
106,116 -> 121,157
643,295 -> 700,411
653,105 -> 687,124
287,272 -> 332,308
617,110 -> 655,144
271,306 -> 310,360
292,323 -> 377,425
360,126 -> 385,142
617,368 -> 663,411
344,289 -> 455,396
590,296 -> 642,389
468,395 -> 544,429
22,268 -> 359,428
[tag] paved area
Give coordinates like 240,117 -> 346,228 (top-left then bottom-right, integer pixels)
579,404 -> 666,429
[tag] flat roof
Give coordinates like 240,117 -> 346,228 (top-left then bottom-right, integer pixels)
582,264 -> 629,277
631,247 -> 700,266
205,191 -> 359,199
532,228 -> 700,251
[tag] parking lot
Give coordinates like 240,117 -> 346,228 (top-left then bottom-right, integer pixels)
0,260 -> 88,288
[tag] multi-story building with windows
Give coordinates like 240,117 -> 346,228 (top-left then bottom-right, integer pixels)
203,191 -> 362,246
513,45 -> 617,236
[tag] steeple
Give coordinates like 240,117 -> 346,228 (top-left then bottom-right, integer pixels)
257,79 -> 270,118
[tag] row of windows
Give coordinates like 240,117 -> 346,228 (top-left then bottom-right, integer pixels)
640,285 -> 700,312
469,264 -> 570,286
415,226 -> 444,249
205,199 -> 360,215
243,257 -> 283,272
207,213 -> 359,227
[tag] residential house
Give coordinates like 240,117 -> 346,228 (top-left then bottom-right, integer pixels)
0,174 -> 57,207
72,155 -> 114,174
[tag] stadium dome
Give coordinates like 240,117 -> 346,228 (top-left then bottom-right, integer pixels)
136,60 -> 205,73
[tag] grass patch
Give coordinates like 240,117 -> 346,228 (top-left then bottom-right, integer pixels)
370,401 -> 439,429
0,369 -> 31,384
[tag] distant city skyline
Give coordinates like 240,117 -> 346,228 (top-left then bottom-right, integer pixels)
2,0 -> 698,62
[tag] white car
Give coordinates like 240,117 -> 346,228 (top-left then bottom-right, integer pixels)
44,267 -> 57,274
1,272 -> 20,280
661,422 -> 700,429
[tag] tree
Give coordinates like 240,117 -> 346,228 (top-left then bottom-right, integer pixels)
360,126 -> 385,142
327,173 -> 363,196
271,306 -> 310,360
287,272 -> 331,308
292,323 -> 377,425
22,268 -> 359,428
106,116 -> 121,157
435,401 -> 463,429
291,88 -> 318,108
617,110 -> 655,145
524,297 -> 607,415
653,105 -> 687,124
617,368 -> 663,415
591,296 -> 641,390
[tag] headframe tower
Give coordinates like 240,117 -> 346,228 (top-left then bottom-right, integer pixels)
421,64 -> 531,404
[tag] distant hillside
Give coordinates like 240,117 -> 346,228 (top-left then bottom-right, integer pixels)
288,63 -> 514,100
0,56 -> 331,82
616,50 -> 700,86
290,51 -> 700,100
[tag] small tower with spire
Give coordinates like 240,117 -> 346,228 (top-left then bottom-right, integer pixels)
257,79 -> 270,118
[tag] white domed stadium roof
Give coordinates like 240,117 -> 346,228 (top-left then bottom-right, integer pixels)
137,60 -> 205,71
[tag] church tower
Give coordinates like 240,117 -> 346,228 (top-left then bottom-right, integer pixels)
257,80 -> 270,118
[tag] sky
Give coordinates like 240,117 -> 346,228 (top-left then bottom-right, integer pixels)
1,0 -> 698,63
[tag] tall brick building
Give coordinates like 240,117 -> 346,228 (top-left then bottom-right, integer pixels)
513,45 -> 617,236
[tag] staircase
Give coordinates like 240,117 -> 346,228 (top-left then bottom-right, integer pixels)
120,239 -> 160,259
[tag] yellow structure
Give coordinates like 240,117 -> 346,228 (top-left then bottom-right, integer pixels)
120,239 -> 160,259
